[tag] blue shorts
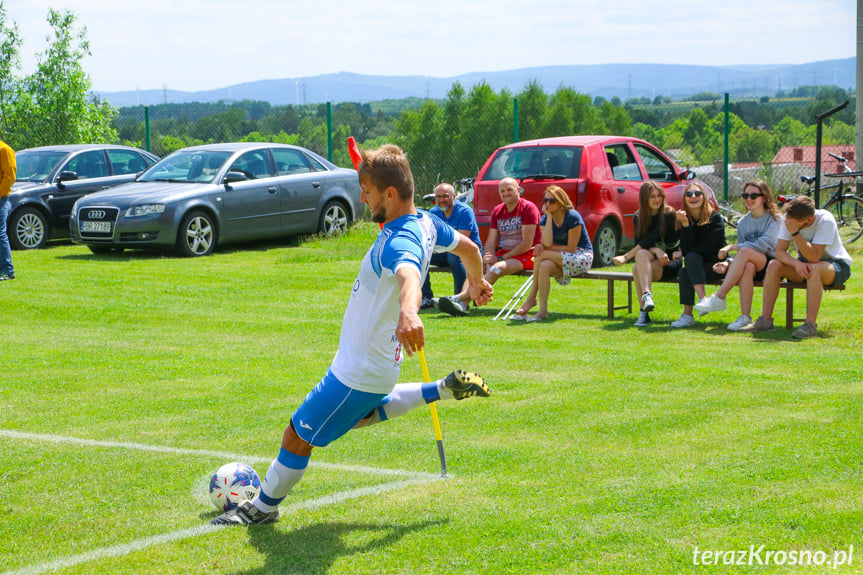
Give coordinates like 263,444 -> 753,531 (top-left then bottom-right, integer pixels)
291,370 -> 391,447
798,257 -> 852,288
828,259 -> 852,288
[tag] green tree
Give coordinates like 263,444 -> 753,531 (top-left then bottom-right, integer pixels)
772,115 -> 813,147
516,79 -> 547,141
0,3 -> 25,141
734,128 -> 775,163
18,9 -> 117,146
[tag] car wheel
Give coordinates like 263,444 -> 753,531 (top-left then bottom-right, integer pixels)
175,210 -> 216,257
592,219 -> 619,267
10,207 -> 49,250
319,201 -> 350,236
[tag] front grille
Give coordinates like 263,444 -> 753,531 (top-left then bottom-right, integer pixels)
78,206 -> 119,238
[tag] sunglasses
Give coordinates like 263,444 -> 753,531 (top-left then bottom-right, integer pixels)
542,197 -> 557,203
684,191 -> 704,198
741,192 -> 763,200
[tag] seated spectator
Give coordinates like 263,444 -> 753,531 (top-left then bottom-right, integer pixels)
511,185 -> 593,322
695,180 -> 781,330
420,183 -> 482,309
741,195 -> 852,338
670,182 -> 726,328
613,181 -> 681,327
439,177 -> 540,317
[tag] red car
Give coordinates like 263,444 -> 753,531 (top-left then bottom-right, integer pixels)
473,135 -> 717,267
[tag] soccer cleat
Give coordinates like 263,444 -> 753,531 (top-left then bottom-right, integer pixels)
670,313 -> 695,328
726,315 -> 751,331
641,292 -> 655,312
443,370 -> 490,400
420,297 -> 435,310
209,500 -> 280,526
633,310 -> 652,327
0,273 -> 14,281
694,294 -> 725,315
438,295 -> 469,317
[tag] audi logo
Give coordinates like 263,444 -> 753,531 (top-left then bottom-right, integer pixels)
87,210 -> 106,219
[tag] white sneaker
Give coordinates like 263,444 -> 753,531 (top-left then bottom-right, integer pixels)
694,294 -> 726,315
726,315 -> 751,331
670,313 -> 695,328
641,292 -> 655,312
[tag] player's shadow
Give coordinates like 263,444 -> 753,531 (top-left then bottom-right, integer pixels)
230,518 -> 448,575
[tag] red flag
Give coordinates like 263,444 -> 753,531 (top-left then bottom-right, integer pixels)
347,137 -> 362,171
348,137 -> 381,228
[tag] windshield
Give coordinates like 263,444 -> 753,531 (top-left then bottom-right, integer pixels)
15,150 -> 70,182
481,146 -> 582,181
139,150 -> 233,184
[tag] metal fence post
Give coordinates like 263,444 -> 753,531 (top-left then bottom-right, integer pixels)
723,93 -> 729,202
144,106 -> 150,153
814,100 -> 850,206
326,102 -> 333,162
513,98 -> 519,143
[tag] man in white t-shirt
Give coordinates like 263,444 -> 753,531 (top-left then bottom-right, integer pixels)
742,195 -> 852,338
211,145 -> 495,526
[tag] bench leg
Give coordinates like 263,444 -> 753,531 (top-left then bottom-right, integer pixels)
606,279 -> 614,319
605,278 -> 634,318
626,279 -> 632,315
785,286 -> 794,330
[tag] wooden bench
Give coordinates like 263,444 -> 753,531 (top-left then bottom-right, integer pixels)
429,266 -> 845,329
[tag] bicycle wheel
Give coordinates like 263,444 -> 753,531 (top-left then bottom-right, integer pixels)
717,201 -> 741,229
823,194 -> 863,245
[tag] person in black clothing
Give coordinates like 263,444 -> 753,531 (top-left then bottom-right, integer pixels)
670,182 -> 726,328
613,180 -> 681,326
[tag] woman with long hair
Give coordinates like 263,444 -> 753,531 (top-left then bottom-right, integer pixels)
613,181 -> 681,327
512,185 -> 593,321
670,181 -> 727,328
694,179 -> 781,330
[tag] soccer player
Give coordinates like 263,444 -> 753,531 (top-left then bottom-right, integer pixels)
211,144 -> 494,525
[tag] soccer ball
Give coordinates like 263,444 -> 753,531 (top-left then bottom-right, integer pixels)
208,462 -> 262,512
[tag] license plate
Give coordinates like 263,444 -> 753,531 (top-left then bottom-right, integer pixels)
81,221 -> 111,233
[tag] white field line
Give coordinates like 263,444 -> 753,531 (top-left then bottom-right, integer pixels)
1,429 -> 444,575
0,429 -> 440,479
2,477 -> 438,575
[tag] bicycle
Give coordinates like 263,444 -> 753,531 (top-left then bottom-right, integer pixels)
716,200 -> 743,229
778,152 -> 863,245
422,177 -> 475,206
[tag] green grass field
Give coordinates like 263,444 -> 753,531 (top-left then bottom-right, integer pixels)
1,223 -> 861,574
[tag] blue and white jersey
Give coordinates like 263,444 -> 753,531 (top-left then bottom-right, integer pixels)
330,211 -> 457,394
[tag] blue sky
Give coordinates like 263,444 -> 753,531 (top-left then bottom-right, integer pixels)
7,0 -> 857,92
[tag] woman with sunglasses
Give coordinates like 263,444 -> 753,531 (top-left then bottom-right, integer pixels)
613,181 -> 681,327
511,185 -> 593,321
694,179 -> 781,330
670,182 -> 726,328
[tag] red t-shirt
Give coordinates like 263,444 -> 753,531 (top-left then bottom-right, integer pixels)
490,198 -> 541,251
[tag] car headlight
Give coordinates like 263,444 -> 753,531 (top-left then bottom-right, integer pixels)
125,204 -> 166,217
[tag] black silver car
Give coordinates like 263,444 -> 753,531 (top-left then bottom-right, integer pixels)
70,143 -> 363,256
9,144 -> 159,249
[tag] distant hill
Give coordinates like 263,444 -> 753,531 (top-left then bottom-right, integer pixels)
96,58 -> 855,108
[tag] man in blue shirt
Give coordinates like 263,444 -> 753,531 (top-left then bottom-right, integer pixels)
211,144 -> 494,526
421,182 -> 482,308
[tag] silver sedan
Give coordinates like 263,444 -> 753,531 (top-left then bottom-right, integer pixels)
70,143 -> 363,256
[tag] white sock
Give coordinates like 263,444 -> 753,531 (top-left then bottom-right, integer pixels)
254,448 -> 309,512
380,381 -> 446,420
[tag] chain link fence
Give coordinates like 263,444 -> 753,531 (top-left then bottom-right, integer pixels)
14,87 -> 855,212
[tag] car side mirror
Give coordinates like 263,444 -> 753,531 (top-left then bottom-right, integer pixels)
56,170 -> 78,189
680,169 -> 696,181
223,171 -> 248,185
